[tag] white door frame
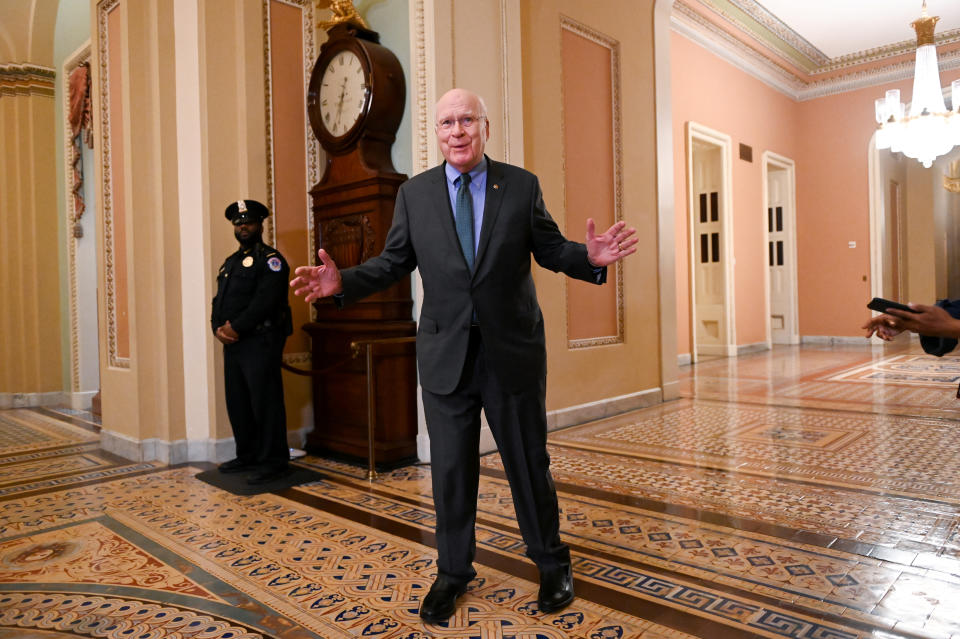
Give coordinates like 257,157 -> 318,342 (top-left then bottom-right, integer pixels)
761,151 -> 799,346
686,121 -> 736,361
867,135 -> 897,345
62,40 -> 100,407
867,135 -> 885,303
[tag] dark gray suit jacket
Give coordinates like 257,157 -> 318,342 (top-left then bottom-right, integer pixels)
339,157 -> 605,395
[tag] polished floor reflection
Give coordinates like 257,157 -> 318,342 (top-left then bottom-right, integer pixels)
2,340 -> 959,637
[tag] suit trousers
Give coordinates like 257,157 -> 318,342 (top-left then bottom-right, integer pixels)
421,326 -> 570,584
223,331 -> 289,469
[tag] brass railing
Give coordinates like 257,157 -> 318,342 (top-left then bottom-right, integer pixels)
349,336 -> 416,480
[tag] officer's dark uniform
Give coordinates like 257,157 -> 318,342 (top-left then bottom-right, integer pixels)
211,200 -> 292,477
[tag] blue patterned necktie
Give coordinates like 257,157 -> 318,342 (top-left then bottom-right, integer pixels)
455,172 -> 475,269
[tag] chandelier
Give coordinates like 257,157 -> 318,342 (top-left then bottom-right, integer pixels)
875,1 -> 960,168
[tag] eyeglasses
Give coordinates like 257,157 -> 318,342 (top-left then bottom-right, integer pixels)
436,115 -> 485,131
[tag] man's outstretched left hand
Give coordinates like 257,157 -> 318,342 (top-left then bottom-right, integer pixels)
586,219 -> 637,267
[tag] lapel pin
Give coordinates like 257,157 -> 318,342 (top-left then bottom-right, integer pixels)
493,184 -> 499,190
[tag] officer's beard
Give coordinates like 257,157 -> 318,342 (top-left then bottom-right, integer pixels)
235,228 -> 262,249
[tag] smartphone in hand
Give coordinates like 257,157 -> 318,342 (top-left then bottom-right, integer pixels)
867,297 -> 919,314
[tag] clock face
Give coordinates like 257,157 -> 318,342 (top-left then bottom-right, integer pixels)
318,50 -> 368,138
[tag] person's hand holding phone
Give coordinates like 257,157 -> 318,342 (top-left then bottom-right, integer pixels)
885,303 -> 960,338
866,297 -> 919,314
863,298 -> 914,340
864,298 -> 960,339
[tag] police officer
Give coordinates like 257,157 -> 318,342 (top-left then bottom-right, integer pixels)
212,199 -> 293,485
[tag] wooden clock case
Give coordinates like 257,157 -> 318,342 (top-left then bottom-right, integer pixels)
303,23 -> 417,468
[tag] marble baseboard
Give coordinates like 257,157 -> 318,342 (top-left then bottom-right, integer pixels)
547,387 -> 663,431
0,391 -> 65,409
0,391 -> 98,410
100,429 -> 235,464
737,341 -> 770,355
801,335 -> 879,346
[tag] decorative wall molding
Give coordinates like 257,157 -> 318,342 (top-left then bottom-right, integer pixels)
818,32 -> 960,74
559,16 -> 624,349
96,0 -> 129,369
262,0 -> 319,252
691,0 -> 960,74
721,0 -> 828,68
498,0 -> 511,164
672,3 -> 804,98
411,0 -> 432,175
800,50 -> 960,102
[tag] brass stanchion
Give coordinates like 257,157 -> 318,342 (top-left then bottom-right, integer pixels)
364,343 -> 378,480
350,336 -> 416,481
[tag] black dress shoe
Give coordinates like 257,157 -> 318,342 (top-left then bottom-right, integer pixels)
246,466 -> 290,485
419,577 -> 468,623
538,563 -> 574,613
218,458 -> 253,474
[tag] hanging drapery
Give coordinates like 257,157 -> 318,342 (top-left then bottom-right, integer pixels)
68,62 -> 93,237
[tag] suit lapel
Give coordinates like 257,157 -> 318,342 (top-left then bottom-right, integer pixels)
474,157 -> 504,276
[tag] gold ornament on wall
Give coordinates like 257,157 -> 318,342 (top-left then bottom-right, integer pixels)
944,160 -> 960,193
316,0 -> 368,30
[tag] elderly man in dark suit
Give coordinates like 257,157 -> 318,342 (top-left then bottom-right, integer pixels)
290,88 -> 637,622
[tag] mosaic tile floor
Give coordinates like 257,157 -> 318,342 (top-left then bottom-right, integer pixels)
2,341 -> 960,638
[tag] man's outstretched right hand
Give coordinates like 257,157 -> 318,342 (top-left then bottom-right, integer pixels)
290,249 -> 343,303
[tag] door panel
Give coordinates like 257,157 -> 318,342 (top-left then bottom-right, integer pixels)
693,144 -> 724,352
767,168 -> 790,343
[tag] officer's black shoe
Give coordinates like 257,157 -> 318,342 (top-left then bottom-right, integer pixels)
246,465 -> 290,485
537,562 -> 574,614
218,458 -> 254,474
419,577 -> 468,623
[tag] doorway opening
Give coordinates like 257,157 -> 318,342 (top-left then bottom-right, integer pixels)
762,152 -> 799,345
686,122 -> 735,362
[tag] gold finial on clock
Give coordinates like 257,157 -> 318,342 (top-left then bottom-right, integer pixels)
317,0 -> 369,30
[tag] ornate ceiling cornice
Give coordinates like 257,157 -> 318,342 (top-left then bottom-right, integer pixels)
673,0 -> 960,101
693,0 -> 827,71
0,63 -> 55,96
672,3 -> 805,97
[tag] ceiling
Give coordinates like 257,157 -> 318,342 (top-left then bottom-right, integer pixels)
756,0 -> 960,59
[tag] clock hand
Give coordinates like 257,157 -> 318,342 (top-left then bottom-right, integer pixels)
334,76 -> 348,129
337,77 -> 348,114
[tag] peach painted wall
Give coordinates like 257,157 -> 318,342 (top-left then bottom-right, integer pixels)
671,32 -> 799,354
673,30 -> 960,346
794,69 -> 960,337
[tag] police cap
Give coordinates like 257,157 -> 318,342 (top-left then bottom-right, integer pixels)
225,199 -> 270,225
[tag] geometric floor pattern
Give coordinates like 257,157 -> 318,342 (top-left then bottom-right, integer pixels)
544,399 -> 960,501
2,340 -> 960,638
825,354 -> 960,387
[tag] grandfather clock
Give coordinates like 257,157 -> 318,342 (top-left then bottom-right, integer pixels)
303,19 -> 417,467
